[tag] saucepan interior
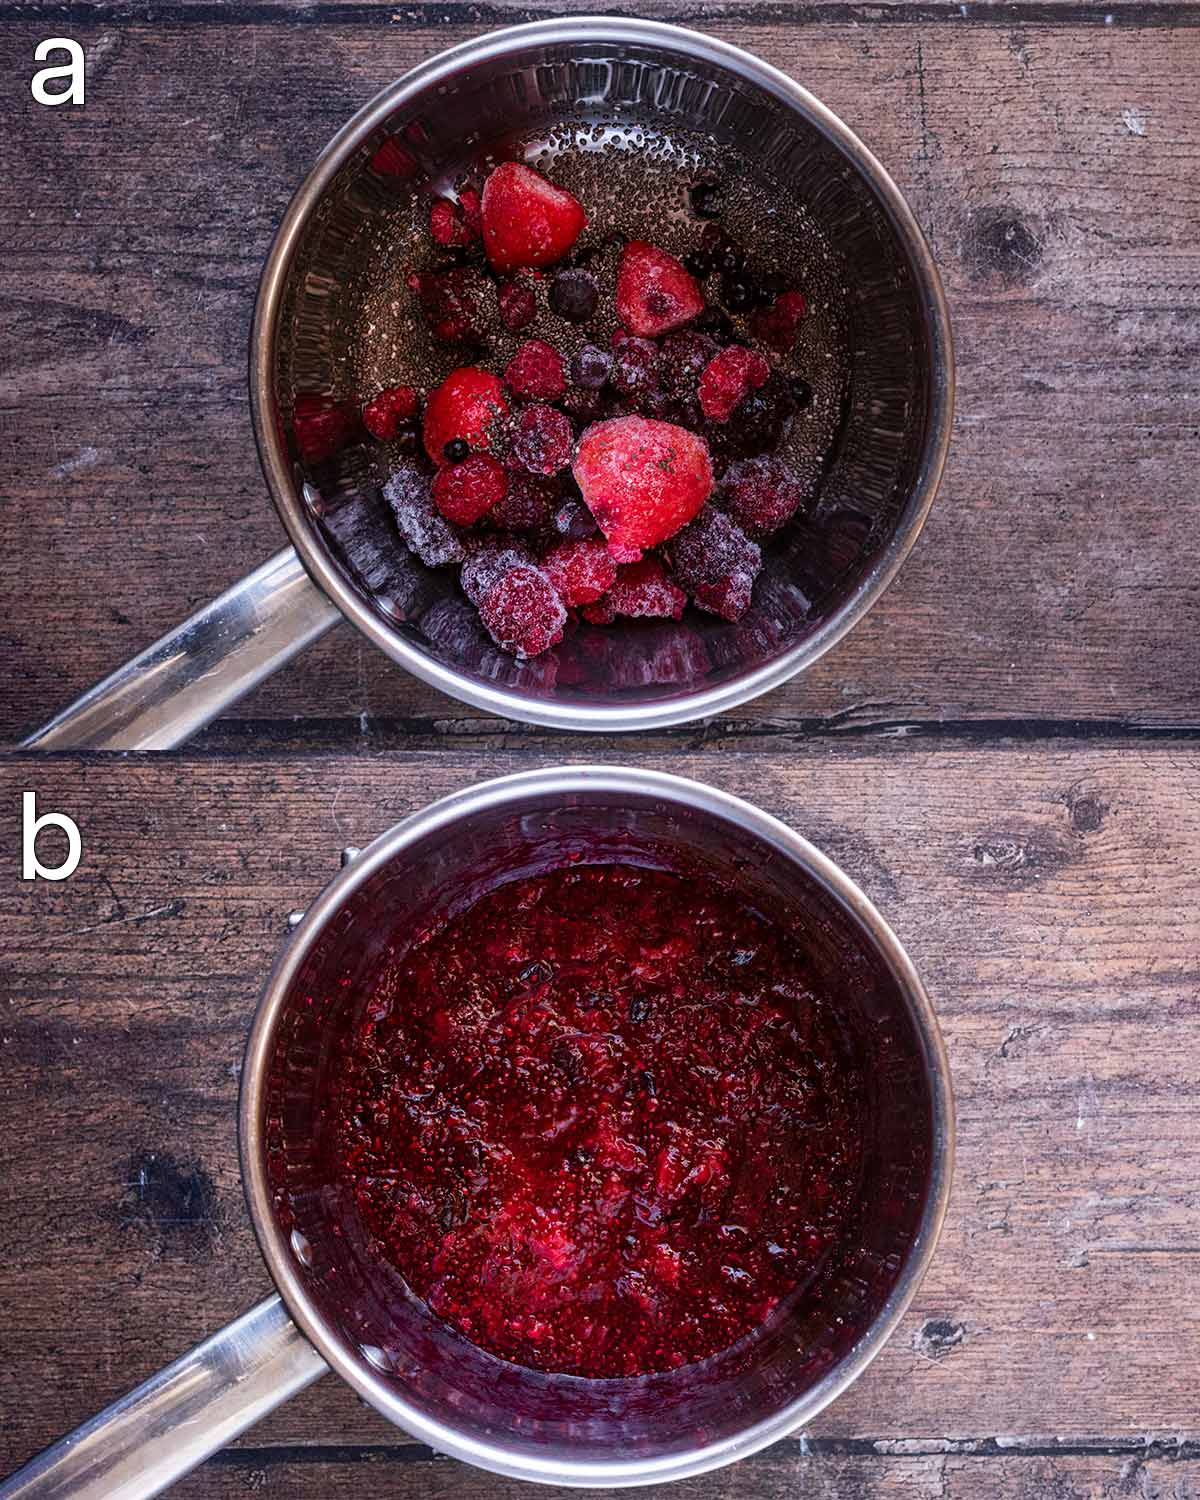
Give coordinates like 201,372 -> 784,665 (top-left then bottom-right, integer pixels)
242,769 -> 950,1486
253,20 -> 951,732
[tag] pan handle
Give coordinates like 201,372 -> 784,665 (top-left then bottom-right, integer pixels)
0,1295 -> 326,1500
19,548 -> 342,751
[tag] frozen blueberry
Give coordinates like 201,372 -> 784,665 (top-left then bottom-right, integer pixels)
550,268 -> 599,323
571,343 -> 612,389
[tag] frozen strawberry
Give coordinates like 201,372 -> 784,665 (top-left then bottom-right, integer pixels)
616,241 -> 705,338
407,267 -> 493,343
478,564 -> 567,657
665,506 -> 761,621
430,198 -> 474,248
718,455 -> 807,538
370,137 -> 417,179
750,290 -> 807,353
573,415 -> 713,559
511,404 -> 573,475
504,339 -> 566,401
480,161 -> 587,274
498,279 -> 537,332
362,384 -> 418,442
383,461 -> 464,568
581,558 -> 686,624
461,537 -> 535,606
292,395 -> 356,464
698,346 -> 771,423
423,367 -> 510,465
486,472 -> 559,533
542,538 -> 618,606
432,454 -> 508,525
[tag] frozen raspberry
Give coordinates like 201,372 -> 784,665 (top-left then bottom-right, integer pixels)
498,279 -> 537,332
698,346 -> 771,423
573,415 -> 713,559
430,198 -> 474,248
292,395 -> 356,464
616,241 -> 706,337
581,558 -> 686,623
480,161 -> 587,274
571,344 -> 611,389
459,187 -> 482,236
750,290 -> 807,353
461,537 -> 535,605
542,538 -> 618,606
504,339 -> 567,401
610,336 -> 659,401
432,454 -> 508,525
478,564 -> 567,657
551,497 -> 599,540
511,404 -> 573,475
407,267 -> 493,343
362,384 -> 418,442
487,472 -> 559,533
423,368 -> 510,465
383,461 -> 464,567
718,456 -> 807,538
370,138 -> 417,179
657,331 -> 718,402
549,268 -> 599,323
665,506 -> 762,621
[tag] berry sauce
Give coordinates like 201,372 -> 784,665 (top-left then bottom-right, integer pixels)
317,863 -> 866,1379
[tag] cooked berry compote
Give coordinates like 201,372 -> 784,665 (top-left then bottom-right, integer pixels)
317,863 -> 866,1379
295,124 -> 850,660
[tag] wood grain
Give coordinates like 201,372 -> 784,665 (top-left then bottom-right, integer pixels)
3,744 -> 1199,1490
2,17 -> 1199,743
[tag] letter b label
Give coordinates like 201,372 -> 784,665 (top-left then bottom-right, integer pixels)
22,792 -> 82,881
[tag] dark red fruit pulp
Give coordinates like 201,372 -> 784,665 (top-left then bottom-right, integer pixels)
317,864 -> 865,1380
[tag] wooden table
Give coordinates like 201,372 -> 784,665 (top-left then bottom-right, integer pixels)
3,3 -> 1199,1497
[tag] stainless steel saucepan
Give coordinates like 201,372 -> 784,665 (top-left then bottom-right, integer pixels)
1,767 -> 953,1496
22,19 -> 953,750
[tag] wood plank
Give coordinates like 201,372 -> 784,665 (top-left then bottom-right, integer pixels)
2,743 -> 1198,1480
2,19 -> 1199,743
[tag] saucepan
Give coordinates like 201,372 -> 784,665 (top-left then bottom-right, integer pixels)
22,19 -> 953,750
1,767 -> 953,1497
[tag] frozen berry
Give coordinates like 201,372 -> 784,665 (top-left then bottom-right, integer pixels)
384,461 -> 465,567
481,161 -> 587,274
573,415 -> 713,559
430,198 -> 474,248
487,472 -> 559,533
790,376 -> 813,410
718,456 -> 807,538
665,506 -> 761,621
658,331 -> 718,402
432,454 -> 508,525
721,274 -> 764,313
694,305 -> 737,343
292,395 -> 356,463
423,367 -> 510,465
581,558 -> 686,624
542,538 -> 618,606
504,339 -> 567,401
444,438 -> 469,463
459,187 -> 482,236
750,290 -> 807,353
479,564 -> 567,657
511,404 -> 573,475
720,375 -> 794,458
461,537 -> 535,605
551,497 -> 599,540
407,267 -> 493,343
498,279 -> 537,332
610,336 -> 659,400
689,178 -> 726,220
362,384 -> 418,442
698,346 -> 771,423
616,241 -> 706,338
549,268 -> 599,323
571,344 -> 612,389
